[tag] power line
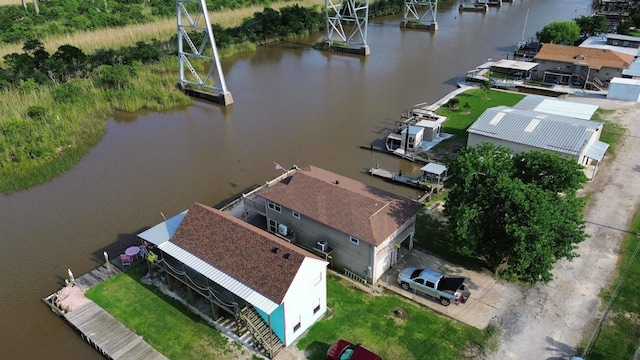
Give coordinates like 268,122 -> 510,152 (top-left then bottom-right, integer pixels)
582,233 -> 640,359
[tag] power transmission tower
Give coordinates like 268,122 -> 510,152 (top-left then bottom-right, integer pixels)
401,0 -> 438,30
325,0 -> 371,56
177,0 -> 233,105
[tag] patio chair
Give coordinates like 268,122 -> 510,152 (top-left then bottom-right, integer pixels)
120,254 -> 132,267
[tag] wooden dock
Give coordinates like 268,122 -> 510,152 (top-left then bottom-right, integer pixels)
368,167 -> 443,193
43,261 -> 168,360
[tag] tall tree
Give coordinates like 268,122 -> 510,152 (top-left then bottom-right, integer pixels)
536,21 -> 581,44
574,15 -> 608,37
443,143 -> 588,284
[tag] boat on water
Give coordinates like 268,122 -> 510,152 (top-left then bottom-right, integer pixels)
368,163 -> 450,193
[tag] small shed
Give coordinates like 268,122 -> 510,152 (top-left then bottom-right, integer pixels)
415,117 -> 446,142
607,77 -> 640,102
420,163 -> 447,184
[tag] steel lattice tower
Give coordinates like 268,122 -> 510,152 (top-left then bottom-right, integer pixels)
325,0 -> 371,56
177,0 -> 233,105
401,0 -> 438,30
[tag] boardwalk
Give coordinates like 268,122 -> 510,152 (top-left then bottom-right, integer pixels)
44,262 -> 168,360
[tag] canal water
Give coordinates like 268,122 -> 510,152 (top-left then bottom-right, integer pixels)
0,1 -> 591,358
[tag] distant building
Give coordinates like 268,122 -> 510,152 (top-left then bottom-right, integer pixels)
467,106 -> 608,170
533,43 -> 634,89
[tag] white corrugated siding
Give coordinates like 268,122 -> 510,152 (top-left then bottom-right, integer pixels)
158,242 -> 280,314
607,78 -> 640,102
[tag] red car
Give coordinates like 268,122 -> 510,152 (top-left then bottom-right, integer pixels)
326,340 -> 382,360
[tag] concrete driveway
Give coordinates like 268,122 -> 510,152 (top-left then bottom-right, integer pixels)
377,249 -> 506,330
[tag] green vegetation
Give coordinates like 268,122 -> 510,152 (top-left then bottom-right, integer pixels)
592,109 -> 625,159
435,89 -> 525,138
536,20 -> 581,45
444,143 -> 589,283
583,209 -> 640,359
86,265 -> 492,360
0,0 -> 275,44
85,264 -> 260,360
574,15 -> 608,38
0,4 -> 324,193
0,57 -> 191,193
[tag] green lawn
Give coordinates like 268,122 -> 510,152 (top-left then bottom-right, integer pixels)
86,265 -> 492,360
435,89 -> 525,138
298,274 -> 492,360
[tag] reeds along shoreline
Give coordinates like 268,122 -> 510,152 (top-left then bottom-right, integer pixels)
0,0 -> 326,61
0,57 -> 192,194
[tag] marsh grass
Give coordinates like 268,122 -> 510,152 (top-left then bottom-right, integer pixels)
0,0 -> 326,61
0,58 -> 191,193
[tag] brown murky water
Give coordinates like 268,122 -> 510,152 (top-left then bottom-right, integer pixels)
0,1 -> 591,358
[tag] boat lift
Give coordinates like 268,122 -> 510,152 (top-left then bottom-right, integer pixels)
400,0 -> 438,31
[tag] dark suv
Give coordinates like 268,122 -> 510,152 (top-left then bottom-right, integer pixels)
326,340 -> 382,360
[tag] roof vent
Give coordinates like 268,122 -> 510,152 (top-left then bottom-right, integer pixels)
271,247 -> 279,254
334,180 -> 340,185
283,253 -> 291,260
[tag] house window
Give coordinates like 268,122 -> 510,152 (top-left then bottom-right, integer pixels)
613,40 -> 619,46
623,41 -> 630,47
314,272 -> 322,286
292,316 -> 301,332
267,201 -> 281,213
292,211 -> 300,219
350,236 -> 360,245
313,298 -> 321,314
268,219 -> 278,234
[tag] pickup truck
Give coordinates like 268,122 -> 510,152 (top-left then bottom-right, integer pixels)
397,267 -> 471,306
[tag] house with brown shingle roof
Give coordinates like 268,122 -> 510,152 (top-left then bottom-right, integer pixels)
533,43 -> 633,89
253,165 -> 424,285
138,202 -> 328,358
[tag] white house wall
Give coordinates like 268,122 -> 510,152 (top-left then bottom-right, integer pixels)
281,257 -> 328,346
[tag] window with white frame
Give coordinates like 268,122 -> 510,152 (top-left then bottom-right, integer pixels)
314,272 -> 322,286
292,315 -> 301,332
292,211 -> 300,219
267,201 -> 281,213
312,298 -> 321,314
350,236 -> 360,245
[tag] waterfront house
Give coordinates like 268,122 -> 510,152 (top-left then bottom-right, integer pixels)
138,202 -> 328,358
533,43 -> 634,89
467,106 -> 609,178
242,165 -> 424,285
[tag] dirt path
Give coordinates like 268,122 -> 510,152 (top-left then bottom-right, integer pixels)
488,97 -> 640,360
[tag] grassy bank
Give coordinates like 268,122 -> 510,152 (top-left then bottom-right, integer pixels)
581,209 -> 640,359
86,264 -> 492,360
0,0 -> 327,61
0,57 -> 191,193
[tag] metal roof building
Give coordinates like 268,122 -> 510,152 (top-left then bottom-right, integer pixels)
514,95 -> 599,120
467,106 -> 608,167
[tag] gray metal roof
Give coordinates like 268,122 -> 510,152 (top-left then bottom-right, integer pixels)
157,241 -> 280,313
420,163 -> 447,175
623,59 -> 640,77
138,211 -> 187,246
514,95 -> 598,120
468,106 -> 603,156
584,141 -> 609,162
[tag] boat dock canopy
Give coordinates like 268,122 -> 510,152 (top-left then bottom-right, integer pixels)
420,163 -> 447,176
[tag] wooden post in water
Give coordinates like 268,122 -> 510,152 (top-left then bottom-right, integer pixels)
65,269 -> 75,287
103,251 -> 111,272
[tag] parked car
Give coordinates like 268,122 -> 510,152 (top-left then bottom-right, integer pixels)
397,267 -> 471,306
326,339 -> 382,360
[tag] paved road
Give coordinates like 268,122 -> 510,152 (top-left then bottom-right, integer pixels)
488,96 -> 640,360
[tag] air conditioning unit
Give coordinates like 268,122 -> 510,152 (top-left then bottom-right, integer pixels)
315,239 -> 329,252
277,224 -> 288,236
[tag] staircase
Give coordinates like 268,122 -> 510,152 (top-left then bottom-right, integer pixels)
238,306 -> 285,359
